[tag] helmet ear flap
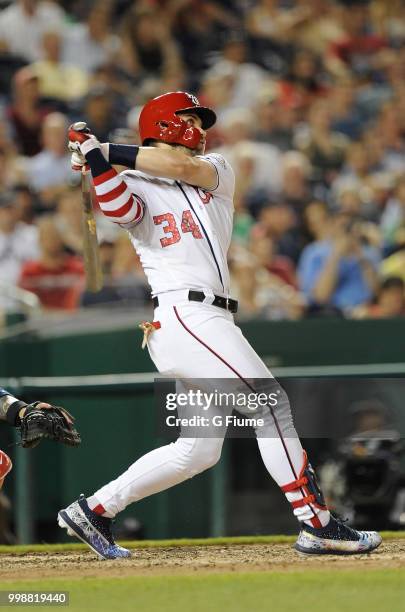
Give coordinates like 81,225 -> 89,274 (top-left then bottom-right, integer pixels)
156,119 -> 182,142
156,120 -> 169,139
154,118 -> 202,149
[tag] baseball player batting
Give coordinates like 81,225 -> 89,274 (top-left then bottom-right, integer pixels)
59,92 -> 381,560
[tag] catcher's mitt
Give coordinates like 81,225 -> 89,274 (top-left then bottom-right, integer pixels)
19,402 -> 81,449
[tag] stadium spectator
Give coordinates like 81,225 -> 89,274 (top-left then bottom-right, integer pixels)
0,134 -> 27,190
111,233 -> 148,288
295,0 -> 345,55
376,101 -> 405,175
215,110 -> 283,196
381,240 -> 405,283
0,0 -> 65,63
7,66 -> 50,157
63,1 -> 119,74
381,177 -> 405,246
12,184 -> 38,226
82,85 -> 119,143
246,0 -> 312,46
233,139 -> 283,200
80,235 -> 121,308
368,172 -> 394,226
91,56 -> 131,94
327,0 -> 387,78
232,187 -> 255,247
209,33 -> 268,113
0,0 -> 403,321
334,183 -> 366,219
279,49 -> 326,113
281,151 -> 313,213
31,31 -> 89,104
0,190 -> 39,310
54,188 -> 83,256
352,276 -> 405,319
247,0 -> 315,75
298,213 -> 380,314
332,141 -> 375,199
303,200 -> 330,243
198,61 -> 237,125
253,83 -> 295,151
231,233 -> 303,319
108,234 -> 150,306
372,0 -> 405,44
252,201 -> 299,263
173,1 -> 237,79
329,77 -> 365,140
19,216 -> 84,311
119,6 -> 183,80
296,99 -> 348,187
79,217 -> 153,309
26,113 -> 75,206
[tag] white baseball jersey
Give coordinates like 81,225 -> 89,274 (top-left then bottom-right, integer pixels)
124,153 -> 234,297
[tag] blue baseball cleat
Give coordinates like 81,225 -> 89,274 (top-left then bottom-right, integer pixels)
57,495 -> 131,560
295,515 -> 382,555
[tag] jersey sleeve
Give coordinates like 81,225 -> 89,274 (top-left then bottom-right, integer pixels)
200,153 -> 235,200
84,149 -> 145,228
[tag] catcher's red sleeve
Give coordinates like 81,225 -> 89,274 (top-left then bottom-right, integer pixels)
85,148 -> 144,227
0,450 -> 12,481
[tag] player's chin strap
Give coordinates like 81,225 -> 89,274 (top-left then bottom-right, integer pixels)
281,451 -> 328,526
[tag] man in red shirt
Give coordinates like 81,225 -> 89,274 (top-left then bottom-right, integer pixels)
7,66 -> 50,157
19,216 -> 84,310
328,2 -> 387,77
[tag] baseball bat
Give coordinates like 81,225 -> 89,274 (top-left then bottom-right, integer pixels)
81,170 -> 103,292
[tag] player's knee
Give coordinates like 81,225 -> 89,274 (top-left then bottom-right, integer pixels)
194,443 -> 222,472
174,438 -> 222,477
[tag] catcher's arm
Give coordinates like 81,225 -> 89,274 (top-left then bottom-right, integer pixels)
0,387 -> 81,448
0,387 -> 47,422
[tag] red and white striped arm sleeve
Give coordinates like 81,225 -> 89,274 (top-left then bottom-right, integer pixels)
93,169 -> 144,227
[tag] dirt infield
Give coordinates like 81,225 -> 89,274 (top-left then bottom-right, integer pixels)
1,539 -> 405,582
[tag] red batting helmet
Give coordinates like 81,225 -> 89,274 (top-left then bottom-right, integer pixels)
138,91 -> 216,149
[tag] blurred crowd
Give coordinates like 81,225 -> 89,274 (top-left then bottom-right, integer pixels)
0,0 -> 404,321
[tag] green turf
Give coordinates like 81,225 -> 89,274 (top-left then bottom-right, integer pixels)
1,569 -> 405,612
1,531 -> 404,555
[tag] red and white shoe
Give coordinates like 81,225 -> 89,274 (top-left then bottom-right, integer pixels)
0,450 -> 12,486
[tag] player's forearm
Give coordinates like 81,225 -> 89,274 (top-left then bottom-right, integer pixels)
0,388 -> 21,423
104,143 -> 186,177
135,147 -> 194,180
100,141 -> 215,188
81,143 -> 143,226
135,147 -> 215,189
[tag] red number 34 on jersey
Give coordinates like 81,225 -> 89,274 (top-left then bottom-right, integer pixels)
153,209 -> 203,248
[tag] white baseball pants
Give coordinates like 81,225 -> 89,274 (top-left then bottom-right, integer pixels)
93,291 -> 330,528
